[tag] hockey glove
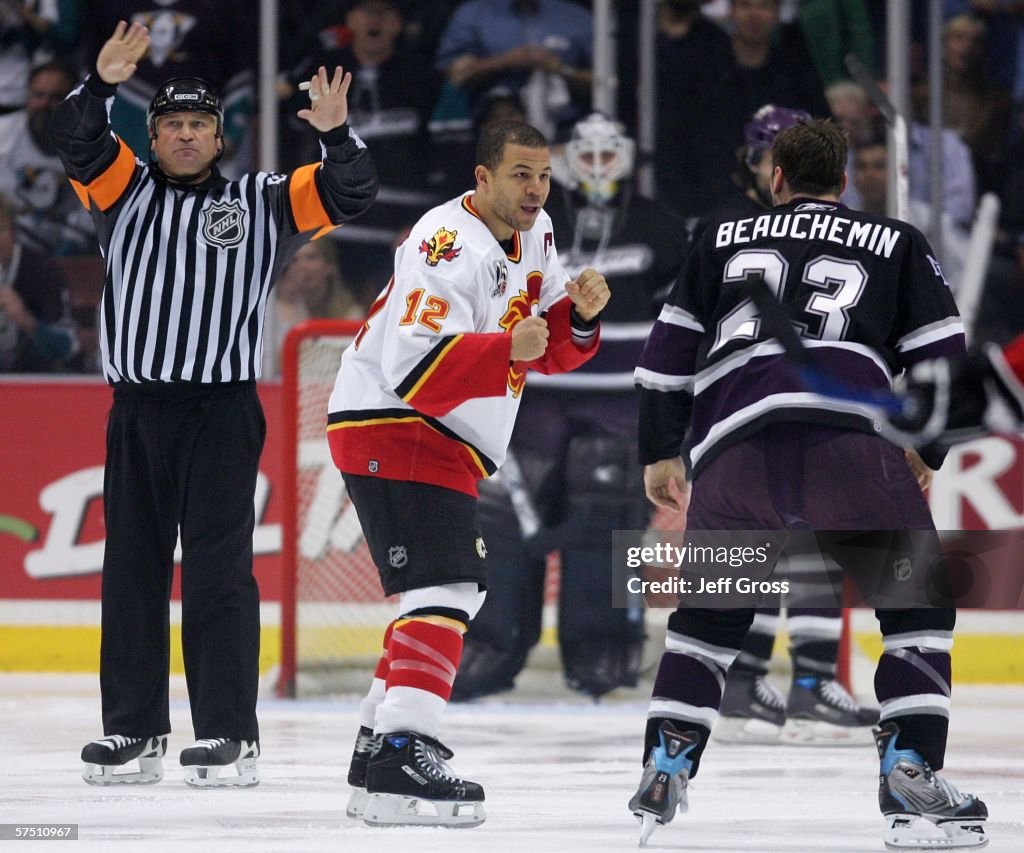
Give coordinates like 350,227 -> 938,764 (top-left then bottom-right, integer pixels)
890,345 -> 1024,447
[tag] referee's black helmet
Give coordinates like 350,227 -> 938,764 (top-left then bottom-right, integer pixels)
147,77 -> 224,136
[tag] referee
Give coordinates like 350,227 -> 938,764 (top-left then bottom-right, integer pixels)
51,21 -> 378,787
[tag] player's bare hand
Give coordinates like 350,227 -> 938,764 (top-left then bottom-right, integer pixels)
565,268 -> 609,322
644,457 -> 689,512
297,66 -> 351,133
97,21 -> 149,85
510,315 -> 549,361
904,448 -> 933,492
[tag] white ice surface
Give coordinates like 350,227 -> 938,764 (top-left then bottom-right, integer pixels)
1,675 -> 1021,853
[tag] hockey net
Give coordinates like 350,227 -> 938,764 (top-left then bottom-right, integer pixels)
277,319 -> 395,697
276,320 -> 853,697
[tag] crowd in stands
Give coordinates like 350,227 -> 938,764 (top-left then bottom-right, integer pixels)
2,0 -> 1023,376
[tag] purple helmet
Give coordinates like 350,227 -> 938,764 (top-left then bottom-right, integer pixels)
744,104 -> 811,152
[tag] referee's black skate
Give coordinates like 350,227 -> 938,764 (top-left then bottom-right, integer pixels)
875,722 -> 988,849
180,738 -> 260,788
629,721 -> 701,847
81,734 -> 167,785
363,731 -> 486,827
345,726 -> 381,818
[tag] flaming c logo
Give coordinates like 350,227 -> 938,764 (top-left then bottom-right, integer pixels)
419,227 -> 461,266
499,287 -> 539,397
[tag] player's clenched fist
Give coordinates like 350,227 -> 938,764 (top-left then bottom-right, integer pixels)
565,267 -> 610,322
510,315 -> 549,361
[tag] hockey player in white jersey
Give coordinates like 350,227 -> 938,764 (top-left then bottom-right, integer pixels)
327,119 -> 609,827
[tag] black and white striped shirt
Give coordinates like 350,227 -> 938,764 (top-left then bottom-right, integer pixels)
51,74 -> 378,385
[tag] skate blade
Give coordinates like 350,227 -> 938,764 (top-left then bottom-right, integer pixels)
782,718 -> 875,747
183,757 -> 260,788
363,793 -> 485,828
82,756 -> 163,786
638,812 -> 658,847
884,814 -> 988,849
712,715 -> 782,745
346,787 -> 370,819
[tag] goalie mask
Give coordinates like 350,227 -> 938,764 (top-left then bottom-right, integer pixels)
565,112 -> 635,205
147,77 -> 224,138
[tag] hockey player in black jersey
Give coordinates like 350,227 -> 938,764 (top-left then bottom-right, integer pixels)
704,105 -> 882,747
630,119 -> 988,849
451,113 -> 689,701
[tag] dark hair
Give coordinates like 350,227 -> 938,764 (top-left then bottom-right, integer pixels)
771,118 -> 848,197
28,60 -> 75,88
476,120 -> 548,171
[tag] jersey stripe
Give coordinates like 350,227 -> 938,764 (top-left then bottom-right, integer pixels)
396,334 -> 463,401
288,163 -> 331,233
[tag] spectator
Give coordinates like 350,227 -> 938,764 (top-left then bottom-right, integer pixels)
795,0 -> 875,87
660,0 -> 832,221
0,191 -> 77,372
281,0 -> 441,301
86,2 -> 256,175
0,60 -> 95,255
647,0 -> 734,220
435,0 -> 593,140
853,135 -> 970,290
261,237 -> 363,380
826,80 -> 880,209
912,12 -> 1014,195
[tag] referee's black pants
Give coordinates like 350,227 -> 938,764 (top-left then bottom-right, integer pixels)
100,381 -> 264,742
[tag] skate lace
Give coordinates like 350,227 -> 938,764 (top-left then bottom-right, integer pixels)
98,735 -> 140,748
819,679 -> 858,712
414,740 -> 460,784
355,730 -> 378,753
927,770 -> 968,807
192,738 -> 230,749
754,675 -> 786,710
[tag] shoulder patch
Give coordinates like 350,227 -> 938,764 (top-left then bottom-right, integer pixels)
419,226 -> 461,266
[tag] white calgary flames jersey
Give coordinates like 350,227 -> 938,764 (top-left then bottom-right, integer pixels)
328,192 -> 598,495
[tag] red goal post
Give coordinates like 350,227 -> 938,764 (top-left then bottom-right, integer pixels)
277,318 -> 395,697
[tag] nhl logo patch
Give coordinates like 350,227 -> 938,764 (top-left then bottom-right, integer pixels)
368,459 -> 380,474
202,199 -> 247,249
893,557 -> 913,581
388,545 -> 408,569
475,537 -> 487,559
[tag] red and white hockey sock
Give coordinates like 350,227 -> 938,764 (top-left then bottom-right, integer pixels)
358,621 -> 396,729
374,615 -> 466,738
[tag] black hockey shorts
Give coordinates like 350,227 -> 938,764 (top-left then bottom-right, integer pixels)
342,473 -> 488,596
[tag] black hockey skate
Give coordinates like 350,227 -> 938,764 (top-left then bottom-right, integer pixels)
629,721 -> 700,847
712,667 -> 787,744
875,722 -> 988,849
345,726 -> 380,818
783,674 -> 879,746
179,738 -> 260,788
81,734 -> 167,785
363,731 -> 485,827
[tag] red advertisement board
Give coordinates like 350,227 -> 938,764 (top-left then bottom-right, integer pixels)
0,379 -> 284,602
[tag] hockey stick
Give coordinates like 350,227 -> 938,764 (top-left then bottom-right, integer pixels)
957,192 -> 1000,344
844,53 -> 909,223
744,273 -> 948,445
